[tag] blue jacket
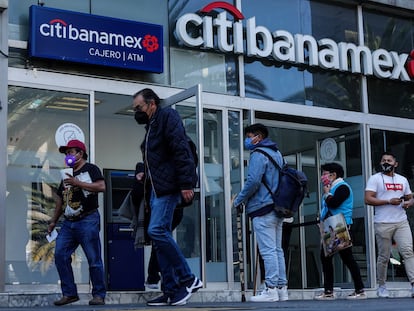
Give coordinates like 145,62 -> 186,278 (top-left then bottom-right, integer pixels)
321,179 -> 354,225
233,138 -> 283,217
141,106 -> 195,197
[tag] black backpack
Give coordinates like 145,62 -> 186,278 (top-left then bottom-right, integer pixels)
254,148 -> 308,218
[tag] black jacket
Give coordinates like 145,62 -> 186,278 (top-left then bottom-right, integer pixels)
141,106 -> 195,197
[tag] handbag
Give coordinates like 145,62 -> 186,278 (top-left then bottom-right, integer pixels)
320,213 -> 352,257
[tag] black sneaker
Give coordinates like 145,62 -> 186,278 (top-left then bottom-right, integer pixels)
186,277 -> 203,293
147,294 -> 170,306
170,286 -> 191,306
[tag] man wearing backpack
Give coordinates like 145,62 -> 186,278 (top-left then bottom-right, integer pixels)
233,123 -> 288,302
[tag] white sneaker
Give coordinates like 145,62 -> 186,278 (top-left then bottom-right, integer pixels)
278,286 -> 288,301
250,287 -> 279,302
377,285 -> 389,298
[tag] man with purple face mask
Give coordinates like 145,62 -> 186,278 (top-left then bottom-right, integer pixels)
48,139 -> 106,306
365,151 -> 414,298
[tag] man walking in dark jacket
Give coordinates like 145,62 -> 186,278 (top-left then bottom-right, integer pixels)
132,88 -> 202,306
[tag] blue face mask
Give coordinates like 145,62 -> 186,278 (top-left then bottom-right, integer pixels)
244,136 -> 257,150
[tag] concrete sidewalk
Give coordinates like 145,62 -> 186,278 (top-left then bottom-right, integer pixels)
0,298 -> 413,311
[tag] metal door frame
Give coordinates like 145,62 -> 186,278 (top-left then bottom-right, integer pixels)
161,85 -> 206,286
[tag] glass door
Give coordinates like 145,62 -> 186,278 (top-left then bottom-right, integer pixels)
164,88 -> 239,287
161,85 -> 205,283
314,125 -> 368,289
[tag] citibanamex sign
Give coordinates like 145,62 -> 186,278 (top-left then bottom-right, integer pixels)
175,1 -> 414,82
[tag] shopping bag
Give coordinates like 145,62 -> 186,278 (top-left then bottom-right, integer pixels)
320,213 -> 352,257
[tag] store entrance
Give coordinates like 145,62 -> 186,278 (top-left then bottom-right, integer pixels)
257,117 -> 367,290
96,85 -> 204,290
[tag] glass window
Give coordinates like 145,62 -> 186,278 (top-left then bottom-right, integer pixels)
243,0 -> 361,110
364,11 -> 414,118
170,48 -> 237,94
168,0 -> 238,95
7,86 -> 90,285
9,0 -> 168,41
9,0 -> 89,41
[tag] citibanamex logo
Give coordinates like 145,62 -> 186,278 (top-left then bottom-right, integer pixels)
407,50 -> 414,79
142,34 -> 159,53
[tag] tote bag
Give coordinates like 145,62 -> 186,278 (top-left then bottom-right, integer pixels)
320,213 -> 352,257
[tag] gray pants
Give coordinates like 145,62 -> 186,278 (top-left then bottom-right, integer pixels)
375,220 -> 414,286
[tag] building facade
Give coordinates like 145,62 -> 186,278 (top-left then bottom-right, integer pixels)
2,0 -> 414,302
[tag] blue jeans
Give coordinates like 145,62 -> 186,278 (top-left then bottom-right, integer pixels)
252,210 -> 287,288
54,211 -> 106,298
147,191 -> 193,296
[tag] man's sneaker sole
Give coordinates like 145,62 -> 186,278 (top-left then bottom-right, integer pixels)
146,294 -> 169,306
170,292 -> 191,306
147,302 -> 169,306
187,277 -> 203,293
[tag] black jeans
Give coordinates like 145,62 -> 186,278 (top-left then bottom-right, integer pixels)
320,231 -> 364,293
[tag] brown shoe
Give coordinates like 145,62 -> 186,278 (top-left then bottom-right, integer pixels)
54,296 -> 79,306
89,296 -> 105,305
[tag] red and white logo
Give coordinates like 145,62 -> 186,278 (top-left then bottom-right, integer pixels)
384,183 -> 403,191
176,2 -> 413,82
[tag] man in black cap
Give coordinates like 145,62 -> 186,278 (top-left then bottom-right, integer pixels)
48,139 -> 107,306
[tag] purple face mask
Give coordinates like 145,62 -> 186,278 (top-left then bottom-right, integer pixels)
65,154 -> 76,167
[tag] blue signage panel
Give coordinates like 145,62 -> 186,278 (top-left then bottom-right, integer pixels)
29,5 -> 163,73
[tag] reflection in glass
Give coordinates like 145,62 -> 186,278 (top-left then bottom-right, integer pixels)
168,0 -> 238,95
175,105 -> 202,279
203,109 -> 227,281
364,11 -> 414,118
243,0 -> 360,110
7,86 -> 89,284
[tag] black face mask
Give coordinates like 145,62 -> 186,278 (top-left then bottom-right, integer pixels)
134,110 -> 149,124
381,162 -> 394,173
